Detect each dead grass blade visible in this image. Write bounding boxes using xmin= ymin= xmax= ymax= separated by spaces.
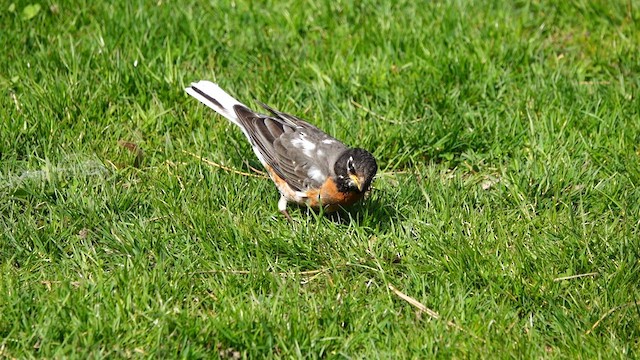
xmin=586 ymin=301 xmax=640 ymax=335
xmin=182 ymin=150 xmax=267 ymax=178
xmin=193 ymin=267 xmax=332 ymax=276
xmin=118 ymin=140 xmax=145 ymax=168
xmin=388 ymin=283 xmax=485 ymax=343
xmin=553 ymin=272 xmax=598 ymax=282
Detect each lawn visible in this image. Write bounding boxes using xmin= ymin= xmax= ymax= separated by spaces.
xmin=1 ymin=0 xmax=639 ymax=358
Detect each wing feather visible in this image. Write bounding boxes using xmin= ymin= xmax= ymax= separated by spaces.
xmin=233 ymin=104 xmax=346 ymax=191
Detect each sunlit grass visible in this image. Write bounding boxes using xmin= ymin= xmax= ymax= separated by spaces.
xmin=1 ymin=0 xmax=639 ymax=357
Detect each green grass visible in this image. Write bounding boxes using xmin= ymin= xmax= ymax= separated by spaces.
xmin=1 ymin=0 xmax=639 ymax=357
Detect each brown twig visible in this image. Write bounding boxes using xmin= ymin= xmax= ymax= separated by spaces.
xmin=182 ymin=150 xmax=267 ymax=178
xmin=388 ymin=283 xmax=485 ymax=342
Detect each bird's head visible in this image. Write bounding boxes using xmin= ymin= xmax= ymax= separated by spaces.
xmin=335 ymin=148 xmax=377 ymax=193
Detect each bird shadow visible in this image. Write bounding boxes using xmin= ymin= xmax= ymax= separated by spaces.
xmin=319 ymin=196 xmax=401 ymax=232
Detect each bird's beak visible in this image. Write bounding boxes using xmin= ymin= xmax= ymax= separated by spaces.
xmin=349 ymin=174 xmax=363 ymax=192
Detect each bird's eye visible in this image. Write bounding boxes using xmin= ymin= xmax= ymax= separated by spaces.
xmin=347 ymin=156 xmax=356 ymax=174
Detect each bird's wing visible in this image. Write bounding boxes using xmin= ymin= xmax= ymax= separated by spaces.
xmin=233 ymin=105 xmax=347 ymax=192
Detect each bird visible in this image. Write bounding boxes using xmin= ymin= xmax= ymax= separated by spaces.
xmin=185 ymin=80 xmax=377 ymax=221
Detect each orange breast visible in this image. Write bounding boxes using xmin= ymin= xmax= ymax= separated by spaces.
xmin=264 ymin=166 xmax=364 ymax=212
xmin=306 ymin=178 xmax=364 ymax=212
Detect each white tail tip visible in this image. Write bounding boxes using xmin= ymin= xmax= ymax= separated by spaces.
xmin=185 ymin=80 xmax=246 ymax=125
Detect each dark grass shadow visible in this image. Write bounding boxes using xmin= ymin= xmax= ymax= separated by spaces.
xmin=321 ymin=196 xmax=401 ymax=232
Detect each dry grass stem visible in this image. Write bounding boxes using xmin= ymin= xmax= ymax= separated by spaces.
xmin=194 ymin=267 xmax=333 ymax=276
xmin=585 ymin=301 xmax=640 ymax=335
xmin=388 ymin=284 xmax=485 ymax=342
xmin=553 ymin=272 xmax=598 ymax=282
xmin=182 ymin=150 xmax=267 ymax=178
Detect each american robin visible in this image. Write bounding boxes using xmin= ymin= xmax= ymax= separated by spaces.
xmin=185 ymin=80 xmax=377 ymax=221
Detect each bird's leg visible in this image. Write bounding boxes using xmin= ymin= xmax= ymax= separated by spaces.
xmin=278 ymin=195 xmax=293 ymax=223
xmin=281 ymin=209 xmax=293 ymax=223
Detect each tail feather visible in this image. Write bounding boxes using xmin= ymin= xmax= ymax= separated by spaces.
xmin=185 ymin=80 xmax=246 ymax=127
xmin=185 ymin=80 xmax=270 ymax=167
